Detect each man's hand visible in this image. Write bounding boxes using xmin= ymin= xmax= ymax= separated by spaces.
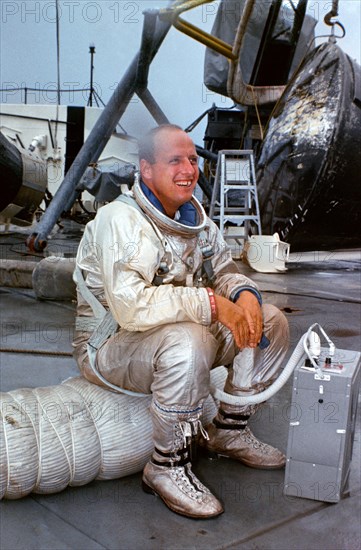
xmin=214 ymin=291 xmax=263 ymax=349
xmin=235 ymin=291 xmax=263 ymax=348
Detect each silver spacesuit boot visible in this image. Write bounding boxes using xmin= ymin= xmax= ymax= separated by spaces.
xmin=200 ymin=345 xmax=286 ymax=469
xmin=142 ymin=400 xmax=223 ymax=518
xmin=200 ymin=386 xmax=285 ymax=469
xmin=201 ymin=405 xmax=286 ymax=470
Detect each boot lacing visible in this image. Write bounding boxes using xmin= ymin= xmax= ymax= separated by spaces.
xmin=178 ymin=419 xmax=209 ymax=448
xmin=168 ymin=464 xmax=209 ymax=501
xmin=241 ymin=426 xmax=273 ymax=455
xmin=167 ymin=420 xmax=211 ymax=501
xmin=197 ymin=421 xmax=210 ymax=441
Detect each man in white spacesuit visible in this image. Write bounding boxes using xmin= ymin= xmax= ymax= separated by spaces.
xmin=73 ymin=124 xmax=289 ymax=518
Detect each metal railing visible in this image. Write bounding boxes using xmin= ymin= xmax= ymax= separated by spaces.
xmin=0 ymin=86 xmax=104 ymax=107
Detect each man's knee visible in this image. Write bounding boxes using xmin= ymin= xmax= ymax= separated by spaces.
xmin=152 ymin=323 xmax=218 ymax=405
xmin=157 ymin=322 xmax=217 ymax=372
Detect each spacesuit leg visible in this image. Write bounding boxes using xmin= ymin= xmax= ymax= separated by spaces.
xmin=93 ymin=321 xmax=223 ymax=518
xmin=202 ymin=304 xmax=290 ymax=469
xmin=139 ymin=322 xmax=223 ymax=518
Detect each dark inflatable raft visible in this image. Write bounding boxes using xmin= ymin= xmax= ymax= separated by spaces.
xmin=256 ymin=41 xmax=361 ymax=251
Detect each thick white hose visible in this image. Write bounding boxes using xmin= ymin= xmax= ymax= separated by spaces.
xmin=210 ymin=333 xmax=307 ymax=405
xmin=0 ymin=368 xmax=227 ymax=500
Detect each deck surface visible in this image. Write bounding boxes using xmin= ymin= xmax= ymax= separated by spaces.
xmin=1 ymin=234 xmax=360 ymax=550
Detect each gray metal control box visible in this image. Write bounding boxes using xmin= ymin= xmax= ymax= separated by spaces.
xmin=284 ymin=347 xmax=361 ymax=502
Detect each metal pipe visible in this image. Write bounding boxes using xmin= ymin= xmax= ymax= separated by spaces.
xmin=173 ymin=18 xmax=236 ymax=59
xmin=27 ymin=13 xmax=173 ymax=252
xmin=195 ymin=145 xmax=218 ymax=163
xmin=88 ymin=44 xmax=96 ymax=107
xmin=136 ymin=10 xmax=159 ymax=91
xmin=137 ymin=89 xmax=170 ymax=125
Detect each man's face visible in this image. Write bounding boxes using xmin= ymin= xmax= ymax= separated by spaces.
xmin=140 ymin=129 xmax=199 ymax=217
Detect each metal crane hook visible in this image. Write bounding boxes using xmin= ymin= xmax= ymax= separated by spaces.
xmin=324 ymin=0 xmax=346 ymax=40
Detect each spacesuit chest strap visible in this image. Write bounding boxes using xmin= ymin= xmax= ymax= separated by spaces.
xmin=198 ymin=230 xmax=216 ymax=286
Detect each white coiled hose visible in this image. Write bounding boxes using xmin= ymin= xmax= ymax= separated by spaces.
xmin=0 ymin=368 xmax=226 ymax=500
xmin=211 ymin=327 xmax=330 ymax=405
xmin=210 ymin=335 xmax=305 ymax=405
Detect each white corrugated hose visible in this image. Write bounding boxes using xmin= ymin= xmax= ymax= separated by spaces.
xmin=0 ymin=368 xmax=227 ymax=500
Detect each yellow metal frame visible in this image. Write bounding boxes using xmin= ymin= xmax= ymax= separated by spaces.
xmin=159 ymin=0 xmax=282 ymax=107
xmin=159 ymin=0 xmax=237 ymax=60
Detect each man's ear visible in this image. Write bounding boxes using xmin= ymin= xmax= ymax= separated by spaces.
xmin=140 ymin=159 xmax=152 ymax=182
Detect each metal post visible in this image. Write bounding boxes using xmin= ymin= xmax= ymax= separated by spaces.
xmin=88 ymin=44 xmax=96 ymax=107
xmin=27 ymin=14 xmax=172 ymax=252
xmin=136 ymin=10 xmax=158 ymax=91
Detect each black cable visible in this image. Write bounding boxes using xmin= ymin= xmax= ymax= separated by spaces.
xmin=261 ymin=289 xmax=360 ymax=305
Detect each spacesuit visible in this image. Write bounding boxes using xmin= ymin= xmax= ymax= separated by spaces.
xmin=73 ymin=175 xmax=289 ymax=518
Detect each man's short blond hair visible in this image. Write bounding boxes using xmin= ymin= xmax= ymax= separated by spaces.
xmin=138 ymin=124 xmax=184 ymax=164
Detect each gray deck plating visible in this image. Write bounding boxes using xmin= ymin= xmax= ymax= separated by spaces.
xmin=1 ymin=249 xmax=360 ymax=550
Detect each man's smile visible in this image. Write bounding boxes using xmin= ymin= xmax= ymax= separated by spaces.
xmin=175 ymin=180 xmax=193 ymax=187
